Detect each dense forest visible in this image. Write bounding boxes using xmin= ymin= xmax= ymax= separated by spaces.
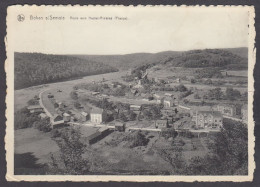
xmin=14 ymin=53 xmax=118 ymax=89
xmin=159 ymin=49 xmax=247 ymax=69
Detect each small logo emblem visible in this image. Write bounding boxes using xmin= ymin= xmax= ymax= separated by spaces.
xmin=17 ymin=14 xmax=25 ymax=22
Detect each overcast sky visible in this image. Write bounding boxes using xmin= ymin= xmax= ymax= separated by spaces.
xmin=9 ymin=6 xmax=250 ymax=54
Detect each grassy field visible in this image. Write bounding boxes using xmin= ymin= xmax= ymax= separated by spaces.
xmin=224 ymin=70 xmax=248 ymax=77
xmin=87 ymin=131 xmax=173 ymax=174
xmin=15 ymin=128 xmax=59 ymax=164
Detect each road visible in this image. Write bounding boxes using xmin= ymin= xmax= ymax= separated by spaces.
xmin=39 ymin=89 xmax=53 ymax=118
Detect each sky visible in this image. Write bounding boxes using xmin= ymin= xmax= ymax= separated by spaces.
xmin=9 ymin=6 xmax=251 ymax=55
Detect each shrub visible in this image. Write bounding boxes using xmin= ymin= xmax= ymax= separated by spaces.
xmin=161 ymin=128 xmax=177 ymax=139
xmin=14 ymin=107 xmax=39 ymax=130
xmin=74 ymin=101 xmax=81 ymax=109
xmin=126 ymin=131 xmax=149 ymax=148
xmin=51 ymin=129 xmax=61 ymax=138
xmin=54 ymin=103 xmax=59 ymax=108
xmin=27 ymin=98 xmax=39 ymax=105
xmin=70 ymin=91 xmax=78 ymax=100
xmin=176 ymin=84 xmax=187 ymax=92
xmin=33 ymin=118 xmax=52 ymax=132
xmin=194 ymin=93 xmax=200 ymax=99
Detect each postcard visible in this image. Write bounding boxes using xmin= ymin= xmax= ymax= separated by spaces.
xmin=5 ymin=5 xmax=255 ymax=182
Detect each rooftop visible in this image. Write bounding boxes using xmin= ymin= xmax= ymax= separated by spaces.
xmin=91 ymin=107 xmax=103 ymax=114
xmin=51 ymin=120 xmax=64 ymax=125
xmin=98 ymin=126 xmax=109 ymax=133
xmin=39 ymin=113 xmax=47 ymax=118
xmin=198 ymin=111 xmax=223 ymax=118
xmin=87 ymin=131 xmax=102 ymax=140
xmin=81 ymin=112 xmax=88 ymax=116
xmin=190 ymin=105 xmax=212 ymax=112
xmin=27 ymin=105 xmax=42 ymax=110
xmin=217 ymin=103 xmax=236 ymax=108
xmin=164 ymin=97 xmax=173 ymax=102
xmin=63 ymin=113 xmax=70 ymax=117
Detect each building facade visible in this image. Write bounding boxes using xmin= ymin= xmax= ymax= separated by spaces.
xmin=155 ymin=119 xmax=169 ymax=128
xmin=193 ymin=111 xmax=223 ymax=129
xmin=214 ymin=104 xmax=236 ymax=117
xmin=63 ymin=113 xmax=71 ymax=122
xmin=163 ymin=97 xmax=174 ymax=108
xmin=90 ymin=108 xmax=105 ymax=124
xmin=27 ymin=105 xmax=44 ymax=113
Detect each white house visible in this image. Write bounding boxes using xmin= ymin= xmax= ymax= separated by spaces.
xmin=90 ymin=108 xmax=105 ymax=124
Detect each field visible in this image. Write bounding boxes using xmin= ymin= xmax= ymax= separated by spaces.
xmin=224 ymin=70 xmax=248 ymax=77
xmin=87 ymin=131 xmax=173 ymax=174
xmin=15 ymin=128 xmax=59 ymax=165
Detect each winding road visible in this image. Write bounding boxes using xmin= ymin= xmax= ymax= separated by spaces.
xmin=39 ymin=89 xmax=53 ymax=118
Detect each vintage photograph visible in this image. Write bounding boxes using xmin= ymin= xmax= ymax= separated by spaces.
xmin=5 ymin=5 xmax=255 ymax=181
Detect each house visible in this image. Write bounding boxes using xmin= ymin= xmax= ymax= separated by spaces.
xmin=91 ymin=92 xmax=100 ymax=96
xmin=173 ymin=78 xmax=180 ymax=83
xmin=214 ymin=104 xmax=236 ymax=117
xmin=153 ymin=93 xmax=164 ymax=104
xmin=58 ymin=102 xmax=64 ymax=108
xmin=241 ymin=104 xmax=248 ymax=121
xmin=81 ymin=111 xmax=89 ymax=121
xmin=155 ymin=119 xmax=169 ymax=128
xmin=130 ymin=89 xmax=138 ymax=96
xmin=133 ymin=80 xmax=144 ymax=89
xmin=190 ymin=106 xmax=212 ymax=117
xmin=39 ymin=113 xmax=48 ymax=119
xmin=165 ymin=93 xmax=173 ymax=97
xmin=51 ymin=114 xmax=65 ymax=128
xmin=114 ymin=122 xmax=125 ymax=132
xmin=68 ymin=110 xmax=81 ymax=121
xmin=193 ymin=111 xmax=223 ymax=129
xmin=27 ymin=105 xmax=44 ymax=113
xmin=161 ymin=108 xmax=175 ymax=117
xmin=63 ymin=112 xmax=71 ymax=122
xmin=163 ymin=97 xmax=174 ymax=108
xmin=90 ymin=108 xmax=105 ymax=124
xmin=130 ymin=105 xmax=141 ymax=111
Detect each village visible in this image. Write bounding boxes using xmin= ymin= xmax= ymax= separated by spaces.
xmin=25 ymin=68 xmax=248 ymax=145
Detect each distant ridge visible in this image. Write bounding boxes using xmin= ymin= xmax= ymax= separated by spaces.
xmin=73 ymin=47 xmax=247 ymax=70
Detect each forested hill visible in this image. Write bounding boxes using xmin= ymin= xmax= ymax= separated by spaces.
xmin=157 ymin=49 xmax=247 ymax=69
xmin=14 ymin=53 xmax=118 ymax=90
xmin=73 ymin=51 xmax=182 ymax=70
xmin=74 ymin=48 xmax=247 ymax=70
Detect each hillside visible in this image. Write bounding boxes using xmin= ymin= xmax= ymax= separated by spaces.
xmin=73 ymin=51 xmax=182 ymax=70
xmin=153 ymin=49 xmax=248 ymax=69
xmin=74 ymin=48 xmax=247 ymax=70
xmin=14 ymin=53 xmax=118 ymax=90
xmin=224 ymin=47 xmax=248 ymax=59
